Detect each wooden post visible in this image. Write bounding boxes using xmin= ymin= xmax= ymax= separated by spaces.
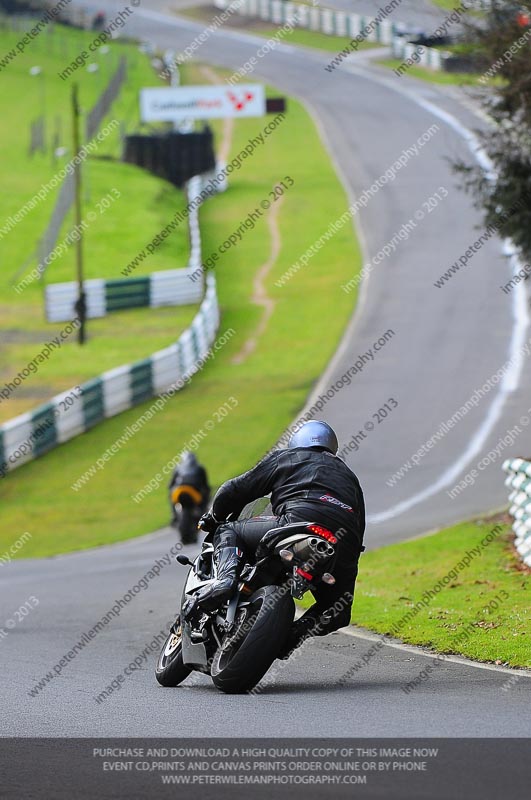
xmin=72 ymin=84 xmax=86 ymax=345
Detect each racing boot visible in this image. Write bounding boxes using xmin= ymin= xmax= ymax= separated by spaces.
xmin=277 ymin=610 xmax=334 ymax=660
xmin=194 ymin=530 xmax=243 ymax=612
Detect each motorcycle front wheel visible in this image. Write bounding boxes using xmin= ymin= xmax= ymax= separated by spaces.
xmin=211 ymin=585 xmax=294 ymax=694
xmin=155 ymin=617 xmax=192 ymax=687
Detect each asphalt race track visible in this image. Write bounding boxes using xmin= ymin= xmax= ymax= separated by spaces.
xmin=4 ymin=0 xmax=531 ymax=737
xmin=3 ymin=530 xmax=531 ymax=736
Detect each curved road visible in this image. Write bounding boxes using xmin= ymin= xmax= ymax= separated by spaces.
xmin=3 ymin=0 xmax=531 ymax=738
xmin=3 ymin=531 xmax=531 ymax=736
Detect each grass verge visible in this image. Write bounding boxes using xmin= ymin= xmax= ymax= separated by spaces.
xmin=377 ymin=58 xmax=482 ymax=85
xmin=431 ymin=0 xmax=483 ymax=14
xmin=0 ymin=24 xmax=194 ymax=423
xmin=304 ymin=515 xmax=530 ymax=668
xmin=0 ymin=61 xmax=362 ymax=558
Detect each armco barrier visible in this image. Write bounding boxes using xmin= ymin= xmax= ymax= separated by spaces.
xmin=0 ymin=169 xmax=221 ymax=479
xmin=214 ymin=0 xmax=398 ymax=44
xmin=391 ymin=36 xmax=446 ymax=71
xmin=502 ymin=458 xmax=531 ymax=567
xmin=45 ymin=268 xmax=202 ymax=322
xmin=0 ymin=275 xmax=219 ymax=479
xmin=391 ymin=36 xmax=486 ymax=75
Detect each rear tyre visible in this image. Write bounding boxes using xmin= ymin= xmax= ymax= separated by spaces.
xmin=211 ymin=586 xmax=294 ymax=694
xmin=155 ymin=618 xmax=192 ymax=687
xmin=180 ymin=508 xmax=197 ymax=545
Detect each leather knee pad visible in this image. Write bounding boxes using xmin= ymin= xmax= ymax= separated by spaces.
xmin=214 ymin=527 xmax=238 ymax=549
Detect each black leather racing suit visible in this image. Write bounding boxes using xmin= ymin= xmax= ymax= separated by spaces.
xmin=211 ymin=447 xmax=365 ymax=637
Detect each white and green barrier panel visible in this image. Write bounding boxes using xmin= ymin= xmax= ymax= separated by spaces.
xmin=44 ymin=270 xmax=204 ymax=322
xmin=44 ymin=173 xmax=208 ymax=322
xmin=503 ymin=458 xmax=531 ymax=567
xmin=391 ymin=36 xmax=446 ymax=71
xmin=0 ymin=275 xmax=219 ymax=479
xmin=214 ymin=0 xmax=399 ymax=43
xmin=0 ymin=168 xmax=221 ymax=479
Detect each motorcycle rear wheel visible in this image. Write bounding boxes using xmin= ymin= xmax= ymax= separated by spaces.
xmin=179 ymin=507 xmax=198 ymax=545
xmin=211 ymin=585 xmax=294 ymax=694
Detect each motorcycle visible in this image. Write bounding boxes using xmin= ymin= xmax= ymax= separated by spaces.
xmin=155 ymin=509 xmax=338 ymax=693
xmin=169 ymin=484 xmax=206 ymax=545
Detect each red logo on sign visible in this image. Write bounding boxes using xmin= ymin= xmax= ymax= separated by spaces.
xmin=226 ymin=90 xmax=255 ymax=112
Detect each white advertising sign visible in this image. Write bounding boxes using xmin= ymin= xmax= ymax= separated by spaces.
xmin=140 ymin=85 xmax=266 ymax=121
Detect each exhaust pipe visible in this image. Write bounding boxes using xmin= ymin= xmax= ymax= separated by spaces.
xmin=291 ymin=537 xmax=335 ymax=560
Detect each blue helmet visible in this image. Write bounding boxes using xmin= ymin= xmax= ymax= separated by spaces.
xmin=288 ymin=421 xmax=339 ymax=455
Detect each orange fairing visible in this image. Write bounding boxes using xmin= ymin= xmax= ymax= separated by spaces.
xmin=171 ymin=484 xmax=203 ymax=505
